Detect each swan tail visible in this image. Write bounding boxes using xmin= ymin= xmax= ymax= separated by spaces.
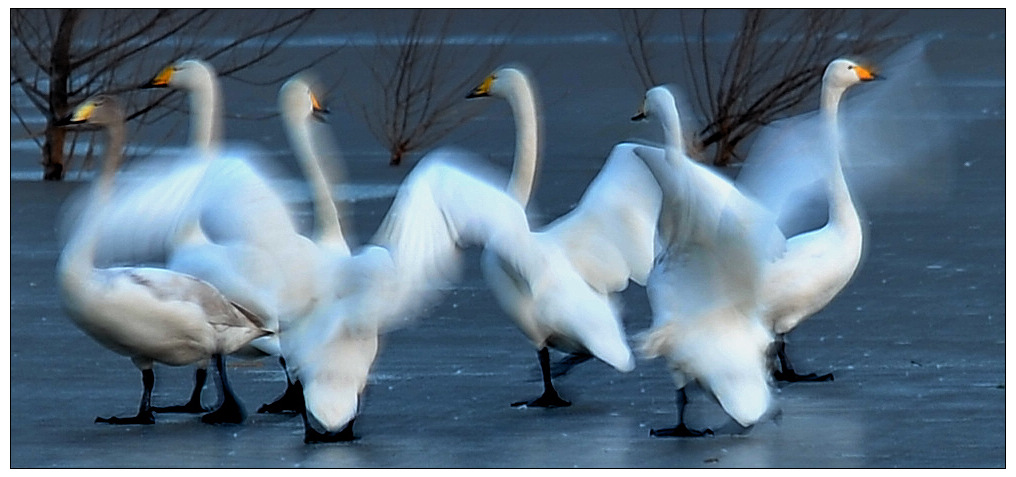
xmin=639 ymin=321 xmax=679 ymax=360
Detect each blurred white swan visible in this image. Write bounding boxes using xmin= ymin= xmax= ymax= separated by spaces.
xmin=737 ymin=58 xmax=881 ymax=382
xmin=634 ymin=86 xmax=784 ymax=437
xmin=285 ymin=149 xmax=625 ymax=442
xmin=251 ymin=75 xmax=357 ymax=415
xmin=467 ymin=67 xmax=647 ymax=407
xmin=56 ymin=94 xmax=272 ymax=426
xmin=84 ymin=62 xmax=323 ymax=412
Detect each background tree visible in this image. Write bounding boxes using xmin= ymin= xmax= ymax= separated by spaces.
xmin=11 ymin=8 xmax=322 ymax=180
xmin=354 ymin=9 xmax=511 ymax=166
xmin=618 ymin=8 xmax=905 ymax=166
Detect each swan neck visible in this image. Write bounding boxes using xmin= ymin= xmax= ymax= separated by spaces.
xmin=820 ymin=84 xmax=845 ymax=126
xmin=61 ymin=123 xmax=124 ymax=278
xmin=191 ymin=73 xmax=222 ymax=155
xmin=505 ymin=79 xmax=540 ymax=207
xmin=820 ymin=83 xmax=857 ymax=232
xmin=287 ymin=113 xmax=344 ymax=244
xmin=657 ymin=97 xmax=685 ymax=163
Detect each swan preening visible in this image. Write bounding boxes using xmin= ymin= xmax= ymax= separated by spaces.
xmin=52 ymin=47 xmax=909 ymax=442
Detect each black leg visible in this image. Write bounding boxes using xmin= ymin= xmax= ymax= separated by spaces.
xmin=512 ymin=347 xmax=571 ymax=408
xmin=153 ymin=367 xmax=211 ymax=413
xmin=258 ymin=357 xmax=304 ymax=414
xmin=550 ymin=352 xmax=594 ymax=378
xmin=773 ymin=334 xmax=834 ymax=383
xmin=96 ymin=368 xmax=156 ymax=425
xmin=650 ymin=388 xmax=713 ymax=438
xmin=201 ymin=354 xmax=246 ymax=425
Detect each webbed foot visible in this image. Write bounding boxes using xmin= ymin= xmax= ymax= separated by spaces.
xmin=650 ymin=423 xmax=713 ymax=438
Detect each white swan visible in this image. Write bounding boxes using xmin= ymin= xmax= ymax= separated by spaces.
xmin=283 ymin=149 xmax=624 ymax=442
xmin=142 ymin=58 xmax=222 ymax=156
xmin=633 ymin=85 xmax=785 ymax=437
xmin=251 ymin=75 xmax=357 ymax=415
xmin=738 ymin=58 xmax=880 ymax=382
xmin=56 ymin=94 xmax=272 ymax=425
xmin=87 ymin=60 xmax=321 ymax=413
xmin=466 ymin=67 xmax=648 ymax=406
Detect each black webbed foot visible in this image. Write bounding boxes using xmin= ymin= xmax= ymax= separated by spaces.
xmin=650 ymin=423 xmax=714 ymax=438
xmin=511 ymin=390 xmax=571 ymax=408
xmin=152 ymin=399 xmax=211 ymax=414
xmin=200 ymin=400 xmax=245 ymax=425
xmin=774 ymin=369 xmax=834 ymax=383
xmin=258 ymin=381 xmax=304 ymax=415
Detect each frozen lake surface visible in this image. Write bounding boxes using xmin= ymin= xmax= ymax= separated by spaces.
xmin=9 ymin=8 xmax=1004 ymax=468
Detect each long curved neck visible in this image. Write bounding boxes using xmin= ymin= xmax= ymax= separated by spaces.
xmin=819 ymin=83 xmax=859 ymax=232
xmin=504 ymin=77 xmax=540 ymax=207
xmin=60 ymin=122 xmax=125 ymax=276
xmin=189 ymin=71 xmax=222 ymax=156
xmin=655 ymin=95 xmax=686 ymax=166
xmin=286 ymin=113 xmax=346 ymax=246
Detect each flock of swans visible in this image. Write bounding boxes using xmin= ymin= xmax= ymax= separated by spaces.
xmin=56 ymin=49 xmax=892 ymax=443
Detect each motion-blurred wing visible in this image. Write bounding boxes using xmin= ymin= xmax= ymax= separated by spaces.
xmin=544 ymin=142 xmax=663 ymax=290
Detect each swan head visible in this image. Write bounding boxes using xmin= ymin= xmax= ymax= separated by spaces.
xmin=466 ymin=66 xmax=531 ymax=99
xmin=57 ymin=94 xmax=125 ymax=128
xmin=280 ymin=75 xmax=330 ymax=123
xmin=824 ymin=58 xmax=882 ymax=91
xmin=141 ymin=59 xmax=216 ymax=91
xmin=632 ymin=85 xmax=681 ymax=124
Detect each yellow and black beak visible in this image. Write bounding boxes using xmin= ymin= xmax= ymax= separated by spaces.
xmin=311 ymin=92 xmax=330 ymax=123
xmin=55 ymin=100 xmax=96 ymax=127
xmin=853 ymin=64 xmax=884 ymax=82
xmin=466 ymin=74 xmax=495 ymax=99
xmin=141 ymin=64 xmax=175 ymax=89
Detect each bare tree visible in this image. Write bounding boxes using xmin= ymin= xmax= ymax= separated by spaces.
xmin=11 ymin=9 xmax=322 ymax=180
xmin=355 ymin=10 xmax=510 ymax=166
xmin=618 ymin=8 xmax=905 ymax=166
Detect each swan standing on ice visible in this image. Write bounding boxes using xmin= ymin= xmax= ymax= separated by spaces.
xmin=253 ymin=75 xmax=355 ymax=415
xmin=81 ymin=59 xmax=316 ymax=414
xmin=467 ymin=67 xmax=648 ymax=407
xmin=285 ymin=148 xmax=625 ymax=442
xmin=56 ymin=94 xmax=272 ymax=425
xmin=136 ymin=60 xmax=329 ymax=413
xmin=633 ymin=86 xmax=785 ymax=437
xmin=738 ymin=58 xmax=880 ymax=382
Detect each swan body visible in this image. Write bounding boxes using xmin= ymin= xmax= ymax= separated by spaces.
xmin=285 ymin=150 xmax=624 ymax=440
xmin=634 ymin=86 xmax=784 ymax=434
xmin=56 ymin=94 xmax=271 ymax=425
xmin=468 ymin=67 xmax=645 ymax=406
xmin=738 ymin=58 xmax=879 ymax=380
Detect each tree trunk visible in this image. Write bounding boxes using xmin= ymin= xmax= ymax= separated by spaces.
xmin=43 ymin=9 xmax=81 ymax=181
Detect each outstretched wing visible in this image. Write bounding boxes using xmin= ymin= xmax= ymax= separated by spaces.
xmin=543 ymin=142 xmax=663 ymax=291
